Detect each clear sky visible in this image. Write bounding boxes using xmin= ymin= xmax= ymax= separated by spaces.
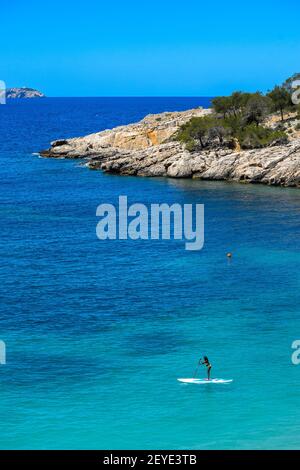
xmin=1 ymin=0 xmax=300 ymax=96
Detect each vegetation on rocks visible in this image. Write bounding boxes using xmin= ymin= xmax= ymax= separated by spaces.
xmin=40 ymin=73 xmax=300 ymax=187
xmin=176 ymin=80 xmax=300 ymax=151
xmin=266 ymin=86 xmax=292 ymax=121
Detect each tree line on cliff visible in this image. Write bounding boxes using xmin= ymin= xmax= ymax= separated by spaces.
xmin=176 ymin=80 xmax=300 ymax=151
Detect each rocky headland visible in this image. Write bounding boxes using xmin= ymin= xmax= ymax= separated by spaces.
xmin=40 ymin=107 xmax=300 ymax=187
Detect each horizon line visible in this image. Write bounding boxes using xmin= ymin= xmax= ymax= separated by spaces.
xmin=33 ymin=95 xmax=215 ymax=98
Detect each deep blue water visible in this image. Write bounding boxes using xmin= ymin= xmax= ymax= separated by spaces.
xmin=0 ymin=98 xmax=300 ymax=449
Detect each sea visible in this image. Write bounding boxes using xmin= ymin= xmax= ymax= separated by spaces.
xmin=0 ymin=97 xmax=300 ymax=449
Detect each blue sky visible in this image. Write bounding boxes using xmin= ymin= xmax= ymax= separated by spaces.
xmin=1 ymin=0 xmax=300 ymax=96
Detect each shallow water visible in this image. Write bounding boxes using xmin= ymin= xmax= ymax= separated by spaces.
xmin=0 ymin=98 xmax=300 ymax=449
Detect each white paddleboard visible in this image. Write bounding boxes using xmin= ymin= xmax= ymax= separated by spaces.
xmin=178 ymin=378 xmax=233 ymax=384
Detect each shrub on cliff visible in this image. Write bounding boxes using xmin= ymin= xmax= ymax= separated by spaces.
xmin=242 ymin=93 xmax=272 ymax=126
xmin=267 ymin=86 xmax=292 ymax=121
xmin=208 ymin=125 xmax=231 ymax=145
xmin=222 ymin=114 xmax=243 ymax=135
xmin=212 ymin=91 xmax=262 ymax=119
xmin=211 ymin=96 xmax=232 ymax=118
xmin=212 ymin=89 xmax=294 ymax=125
xmin=176 ymin=113 xmax=287 ymax=151
xmin=176 ymin=115 xmax=220 ymax=149
xmin=237 ymin=124 xmax=288 ymax=149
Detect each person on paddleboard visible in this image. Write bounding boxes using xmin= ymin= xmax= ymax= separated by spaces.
xmin=200 ymin=356 xmax=212 ymax=380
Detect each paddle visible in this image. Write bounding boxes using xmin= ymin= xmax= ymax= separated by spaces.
xmin=193 ymin=359 xmax=202 ymax=378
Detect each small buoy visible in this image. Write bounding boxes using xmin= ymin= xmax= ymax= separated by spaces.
xmin=227 ymin=252 xmax=232 ymax=258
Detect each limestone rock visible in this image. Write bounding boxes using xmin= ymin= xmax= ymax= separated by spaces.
xmin=39 ymin=107 xmax=300 ymax=188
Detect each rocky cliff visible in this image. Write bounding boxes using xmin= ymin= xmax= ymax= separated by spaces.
xmin=40 ymin=107 xmax=300 ymax=187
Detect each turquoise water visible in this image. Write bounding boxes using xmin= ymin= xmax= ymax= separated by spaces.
xmin=0 ymin=98 xmax=300 ymax=449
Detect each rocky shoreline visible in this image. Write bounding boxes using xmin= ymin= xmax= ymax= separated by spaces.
xmin=40 ymin=107 xmax=300 ymax=187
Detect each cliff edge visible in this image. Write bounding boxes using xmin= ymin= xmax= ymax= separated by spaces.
xmin=40 ymin=107 xmax=300 ymax=187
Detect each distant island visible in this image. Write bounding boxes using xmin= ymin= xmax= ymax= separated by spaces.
xmin=40 ymin=74 xmax=300 ymax=188
xmin=6 ymin=87 xmax=45 ymax=99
